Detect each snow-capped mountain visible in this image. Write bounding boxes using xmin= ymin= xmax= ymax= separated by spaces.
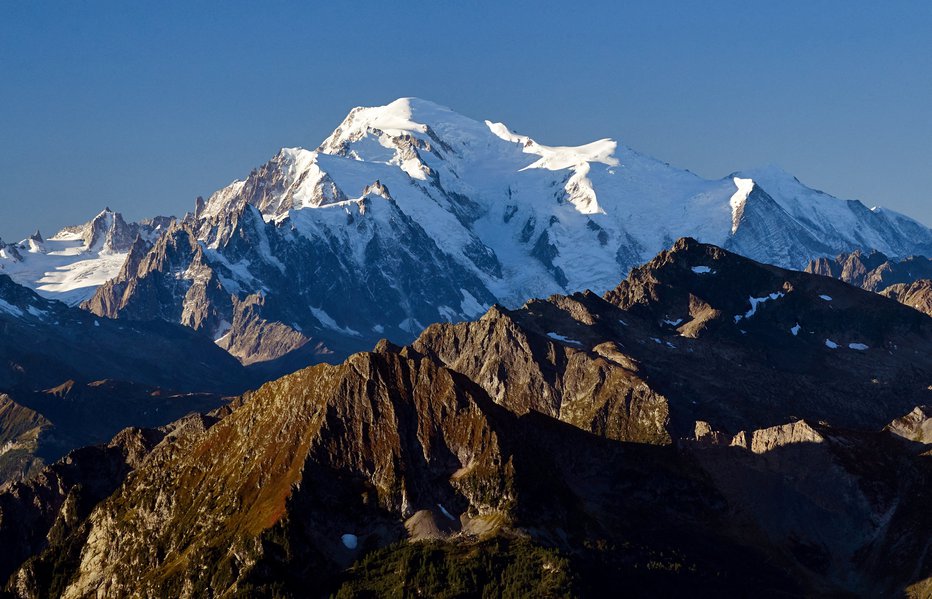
xmin=47 ymin=98 xmax=932 ymax=364
xmin=0 ymin=209 xmax=172 ymax=305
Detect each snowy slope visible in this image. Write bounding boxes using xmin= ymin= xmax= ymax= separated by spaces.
xmin=198 ymin=98 xmax=932 ymax=305
xmin=0 ymin=210 xmax=172 ymax=305
xmin=70 ymin=98 xmax=932 ymax=366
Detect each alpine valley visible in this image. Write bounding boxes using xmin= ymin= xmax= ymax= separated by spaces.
xmin=1 ymin=99 xmax=931 ymax=598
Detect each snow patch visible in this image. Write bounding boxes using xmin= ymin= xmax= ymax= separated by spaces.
xmin=437 ymin=504 xmax=456 ymax=521
xmin=663 ymin=318 xmax=683 ymax=327
xmin=848 ymin=342 xmax=869 ymax=351
xmin=459 ymin=289 xmax=486 ymax=317
xmin=26 ymin=306 xmax=47 ymax=318
xmin=310 ymin=307 xmax=361 ymax=337
xmin=790 ymin=323 xmax=801 ymax=336
xmin=399 ymin=317 xmax=425 ymax=335
xmin=547 ymin=332 xmax=582 ymax=346
xmin=691 ymin=266 xmax=713 ymax=274
xmin=734 ymin=292 xmax=784 ymax=322
xmin=825 ymin=339 xmax=839 ymax=349
xmin=0 ymin=299 xmax=23 ymax=317
xmin=819 ymin=295 xmax=833 ymax=301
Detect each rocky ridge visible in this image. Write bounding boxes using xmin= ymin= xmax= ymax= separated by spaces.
xmin=1 ymin=240 xmax=930 ymax=597
xmin=806 ymin=249 xmax=932 ymax=317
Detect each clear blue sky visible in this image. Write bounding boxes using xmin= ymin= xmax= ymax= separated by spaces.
xmin=1 ymin=1 xmax=930 ymax=241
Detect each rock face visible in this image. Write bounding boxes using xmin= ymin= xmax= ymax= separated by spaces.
xmin=2 ymin=239 xmax=931 ymax=597
xmin=0 ymin=381 xmax=226 ymax=488
xmin=0 ymin=275 xmax=254 ymax=487
xmin=806 ymin=249 xmax=932 ymax=316
xmin=0 ymin=395 xmax=50 ymax=483
xmin=416 ymin=238 xmax=932 ymax=438
xmin=881 ymin=279 xmax=932 ymax=318
xmin=72 ymin=98 xmax=932 ymax=370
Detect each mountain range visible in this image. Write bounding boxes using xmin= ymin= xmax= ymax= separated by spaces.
xmin=1 ymin=239 xmax=929 ymax=597
xmin=1 ymin=98 xmax=932 ymax=597
xmin=2 ymin=98 xmax=931 ymax=370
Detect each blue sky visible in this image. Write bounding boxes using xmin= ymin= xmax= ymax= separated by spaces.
xmin=1 ymin=1 xmax=930 ymax=240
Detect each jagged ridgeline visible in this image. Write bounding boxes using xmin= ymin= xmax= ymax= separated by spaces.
xmin=807 ymin=249 xmax=932 ymax=317
xmin=2 ymin=98 xmax=931 ymax=372
xmin=2 ymin=240 xmax=930 ymax=597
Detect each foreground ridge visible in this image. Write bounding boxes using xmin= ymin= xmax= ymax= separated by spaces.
xmin=1 ymin=239 xmax=930 ymax=597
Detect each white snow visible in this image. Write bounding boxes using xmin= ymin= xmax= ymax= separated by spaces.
xmin=341 ymin=534 xmax=358 ymax=550
xmin=547 ymin=332 xmax=582 ymax=346
xmin=848 ymin=343 xmax=869 ymax=351
xmin=25 ymin=306 xmax=46 ymax=318
xmin=618 ymin=318 xmax=628 ymax=326
xmin=691 ymin=266 xmax=713 ymax=274
xmin=729 ymin=177 xmax=756 ymax=234
xmin=825 ymin=339 xmax=839 ymax=349
xmin=0 ymin=299 xmax=23 ymax=317
xmin=735 ymin=292 xmax=784 ymax=322
xmin=309 ymin=307 xmax=361 ymax=337
xmin=459 ymin=289 xmax=486 ymax=317
xmin=0 ymin=231 xmax=128 ymax=305
xmin=790 ymin=323 xmax=801 ymax=336
xmin=213 ymin=320 xmax=232 ymax=342
xmin=663 ymin=318 xmax=683 ymax=326
xmin=819 ymin=295 xmax=833 ymax=301
xmin=399 ymin=317 xmax=425 ymax=335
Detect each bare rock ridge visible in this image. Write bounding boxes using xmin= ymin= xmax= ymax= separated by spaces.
xmin=807 ymin=249 xmax=932 ymax=316
xmin=1 ymin=239 xmax=930 ymax=597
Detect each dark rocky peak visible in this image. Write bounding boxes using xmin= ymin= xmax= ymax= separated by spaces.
xmin=806 ymin=249 xmax=932 ymax=293
xmin=139 ymin=221 xmax=204 ymax=274
xmin=414 ymin=238 xmax=931 ymax=442
xmin=28 ymin=230 xmax=43 ymax=244
xmin=604 ymin=237 xmax=929 ymax=346
xmin=0 ymin=275 xmax=62 ymax=319
xmin=102 ymin=211 xmax=138 ymax=253
xmin=115 ymin=234 xmax=152 ymax=282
